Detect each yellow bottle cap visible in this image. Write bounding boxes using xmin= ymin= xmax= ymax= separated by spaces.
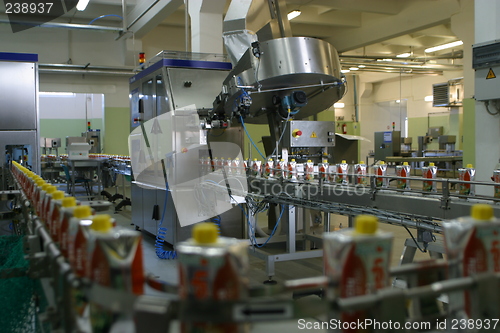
xmin=291 ymin=159 xmax=296 ymax=162
xmin=235 ymin=157 xmax=240 ymax=160
xmin=193 ymin=222 xmax=218 ymax=244
xmin=342 ymin=160 xmax=347 ymax=164
xmin=429 ymin=163 xmax=435 ymax=166
xmin=253 ymin=158 xmax=257 ymax=161
xmin=467 ymin=164 xmax=473 ymax=168
xmin=359 ymin=161 xmax=365 ymax=164
xmin=471 ymin=204 xmax=493 ymax=221
xmin=380 ymin=161 xmax=385 ymax=165
xmin=355 ymin=215 xmax=379 ymax=234
xmin=73 ymin=205 xmax=92 ymax=219
xmin=52 ymin=191 xmax=65 ymax=200
xmin=280 ymin=159 xmax=285 ymax=162
xmin=307 ymin=160 xmax=312 ymax=163
xmin=61 ymin=197 xmax=77 ymax=208
xmin=35 ymin=179 xmax=45 ymax=187
xmin=403 ymin=162 xmax=409 ymax=166
xmin=46 ymin=186 xmax=57 ymax=194
xmin=91 ymin=214 xmax=113 ymax=232
xmin=269 ymin=158 xmax=273 ymax=161
xmin=323 ymin=159 xmax=328 ymax=163
xmin=41 ymin=184 xmax=52 ymax=191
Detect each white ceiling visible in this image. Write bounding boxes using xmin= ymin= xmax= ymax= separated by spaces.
xmin=0 ymin=0 xmax=464 ymax=74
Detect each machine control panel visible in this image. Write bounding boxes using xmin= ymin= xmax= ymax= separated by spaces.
xmin=283 ymin=121 xmax=335 ymax=147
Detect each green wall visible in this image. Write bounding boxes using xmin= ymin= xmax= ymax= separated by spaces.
xmin=104 ymin=107 xmax=130 ymax=155
xmin=407 ymin=112 xmax=462 ymax=151
xmin=40 ymin=118 xmax=103 ymax=153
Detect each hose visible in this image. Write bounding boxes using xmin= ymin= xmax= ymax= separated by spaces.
xmin=154 ymin=184 xmax=177 ymax=260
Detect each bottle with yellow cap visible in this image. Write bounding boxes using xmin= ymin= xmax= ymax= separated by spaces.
xmin=443 ymin=204 xmax=500 ymax=317
xmin=177 ymin=222 xmax=249 ymax=333
xmin=323 ymin=215 xmax=393 ymax=326
xmin=88 ymin=216 xmax=144 ymax=333
xmin=335 ymin=160 xmax=349 ymax=185
xmin=287 ymin=159 xmax=297 ymax=181
xmin=374 ymin=161 xmax=388 ymax=188
xmin=251 ymin=158 xmax=261 ymax=177
xmin=396 ymin=162 xmax=411 ymax=190
xmin=232 ymin=157 xmax=242 ymax=176
xmin=458 ymin=163 xmax=476 ymax=196
xmin=41 ymin=185 xmax=58 ymax=223
xmin=67 ymin=205 xmax=94 ymax=270
xmin=47 ymin=190 xmax=65 ymax=238
xmin=304 ymin=159 xmax=314 ymax=181
xmin=31 ymin=178 xmax=46 ymax=208
xmin=422 ymin=162 xmax=437 ymax=192
xmin=36 ymin=183 xmax=53 ymax=217
xmin=318 ymin=159 xmax=329 ymax=183
xmin=353 ymin=161 xmax=367 ymax=185
xmin=58 ymin=197 xmax=79 ymax=257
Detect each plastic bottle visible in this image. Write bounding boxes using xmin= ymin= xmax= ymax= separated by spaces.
xmin=354 ymin=161 xmax=367 ymax=185
xmin=41 ymin=185 xmax=58 ymax=223
xmin=396 ymin=162 xmax=411 ymax=190
xmin=336 ymin=160 xmax=349 ymax=185
xmin=177 ymin=222 xmax=248 ymax=333
xmin=443 ymin=204 xmax=500 ymax=317
xmin=374 ymin=161 xmax=388 ymax=188
xmin=287 ymin=159 xmax=297 ymax=181
xmin=304 ymin=160 xmax=314 ymax=181
xmin=494 ymin=169 xmax=500 ymax=198
xmin=31 ymin=179 xmax=46 ymax=208
xmin=275 ymin=159 xmax=286 ymax=179
xmin=67 ymin=205 xmax=94 ymax=272
xmin=251 ymin=158 xmax=261 ymax=177
xmin=263 ymin=158 xmax=274 ymax=179
xmin=458 ymin=164 xmax=476 ymax=196
xmin=58 ymin=197 xmax=78 ymax=257
xmin=323 ymin=215 xmax=393 ymax=326
xmin=47 ymin=191 xmax=65 ymax=237
xmin=36 ymin=183 xmax=53 ymax=217
xmin=422 ymin=162 xmax=438 ymax=192
xmin=88 ymin=217 xmax=144 ymax=333
xmin=318 ymin=159 xmax=329 ymax=183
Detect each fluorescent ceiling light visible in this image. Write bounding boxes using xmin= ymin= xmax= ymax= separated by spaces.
xmin=340 ymin=69 xmax=350 ymax=73
xmin=40 ymin=92 xmax=75 ymax=97
xmin=424 ymin=95 xmax=433 ymax=102
xmin=425 ymin=40 xmax=463 ymax=53
xmin=396 ymin=100 xmax=401 ymax=103
xmin=377 ymin=58 xmax=393 ymax=62
xmin=76 ymin=0 xmax=90 ymax=11
xmin=349 ymin=67 xmax=359 ymax=71
xmin=396 ymin=53 xmax=411 ymax=58
xmin=287 ymin=10 xmax=301 ymax=20
xmin=358 ymin=65 xmax=366 ymax=68
xmin=334 ymin=102 xmax=345 ymax=108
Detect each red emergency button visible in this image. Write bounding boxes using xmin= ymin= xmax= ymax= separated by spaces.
xmin=292 ymin=129 xmax=302 ymax=138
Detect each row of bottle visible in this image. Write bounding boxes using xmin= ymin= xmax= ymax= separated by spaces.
xmin=200 ymin=157 xmax=370 ymax=184
xmin=177 ymin=203 xmax=500 ymax=330
xmin=11 ymin=161 xmax=143 ymax=333
xmin=200 ymin=157 xmax=498 ymax=196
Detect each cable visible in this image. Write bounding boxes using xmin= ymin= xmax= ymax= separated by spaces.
xmin=89 ymin=14 xmax=124 ymax=25
xmin=248 ymin=204 xmax=286 ymax=248
xmin=271 ymin=110 xmax=291 ymax=157
xmin=484 ymin=100 xmax=500 ymax=115
xmin=240 ymin=116 xmax=266 ymax=159
xmin=155 ymin=183 xmax=177 ymax=260
xmin=403 ymin=225 xmax=427 ymax=253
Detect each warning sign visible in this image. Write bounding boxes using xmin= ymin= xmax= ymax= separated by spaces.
xmin=487 ymin=68 xmax=496 ymax=79
xmin=310 ymin=132 xmax=317 ymax=138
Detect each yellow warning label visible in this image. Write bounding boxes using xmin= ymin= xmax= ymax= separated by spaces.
xmin=487 ymin=68 xmax=496 ymax=79
xmin=310 ymin=132 xmax=317 ymax=138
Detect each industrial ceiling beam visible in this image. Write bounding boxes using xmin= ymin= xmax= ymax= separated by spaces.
xmin=126 ymin=0 xmax=183 ymax=38
xmin=326 ymin=0 xmax=461 ymax=53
